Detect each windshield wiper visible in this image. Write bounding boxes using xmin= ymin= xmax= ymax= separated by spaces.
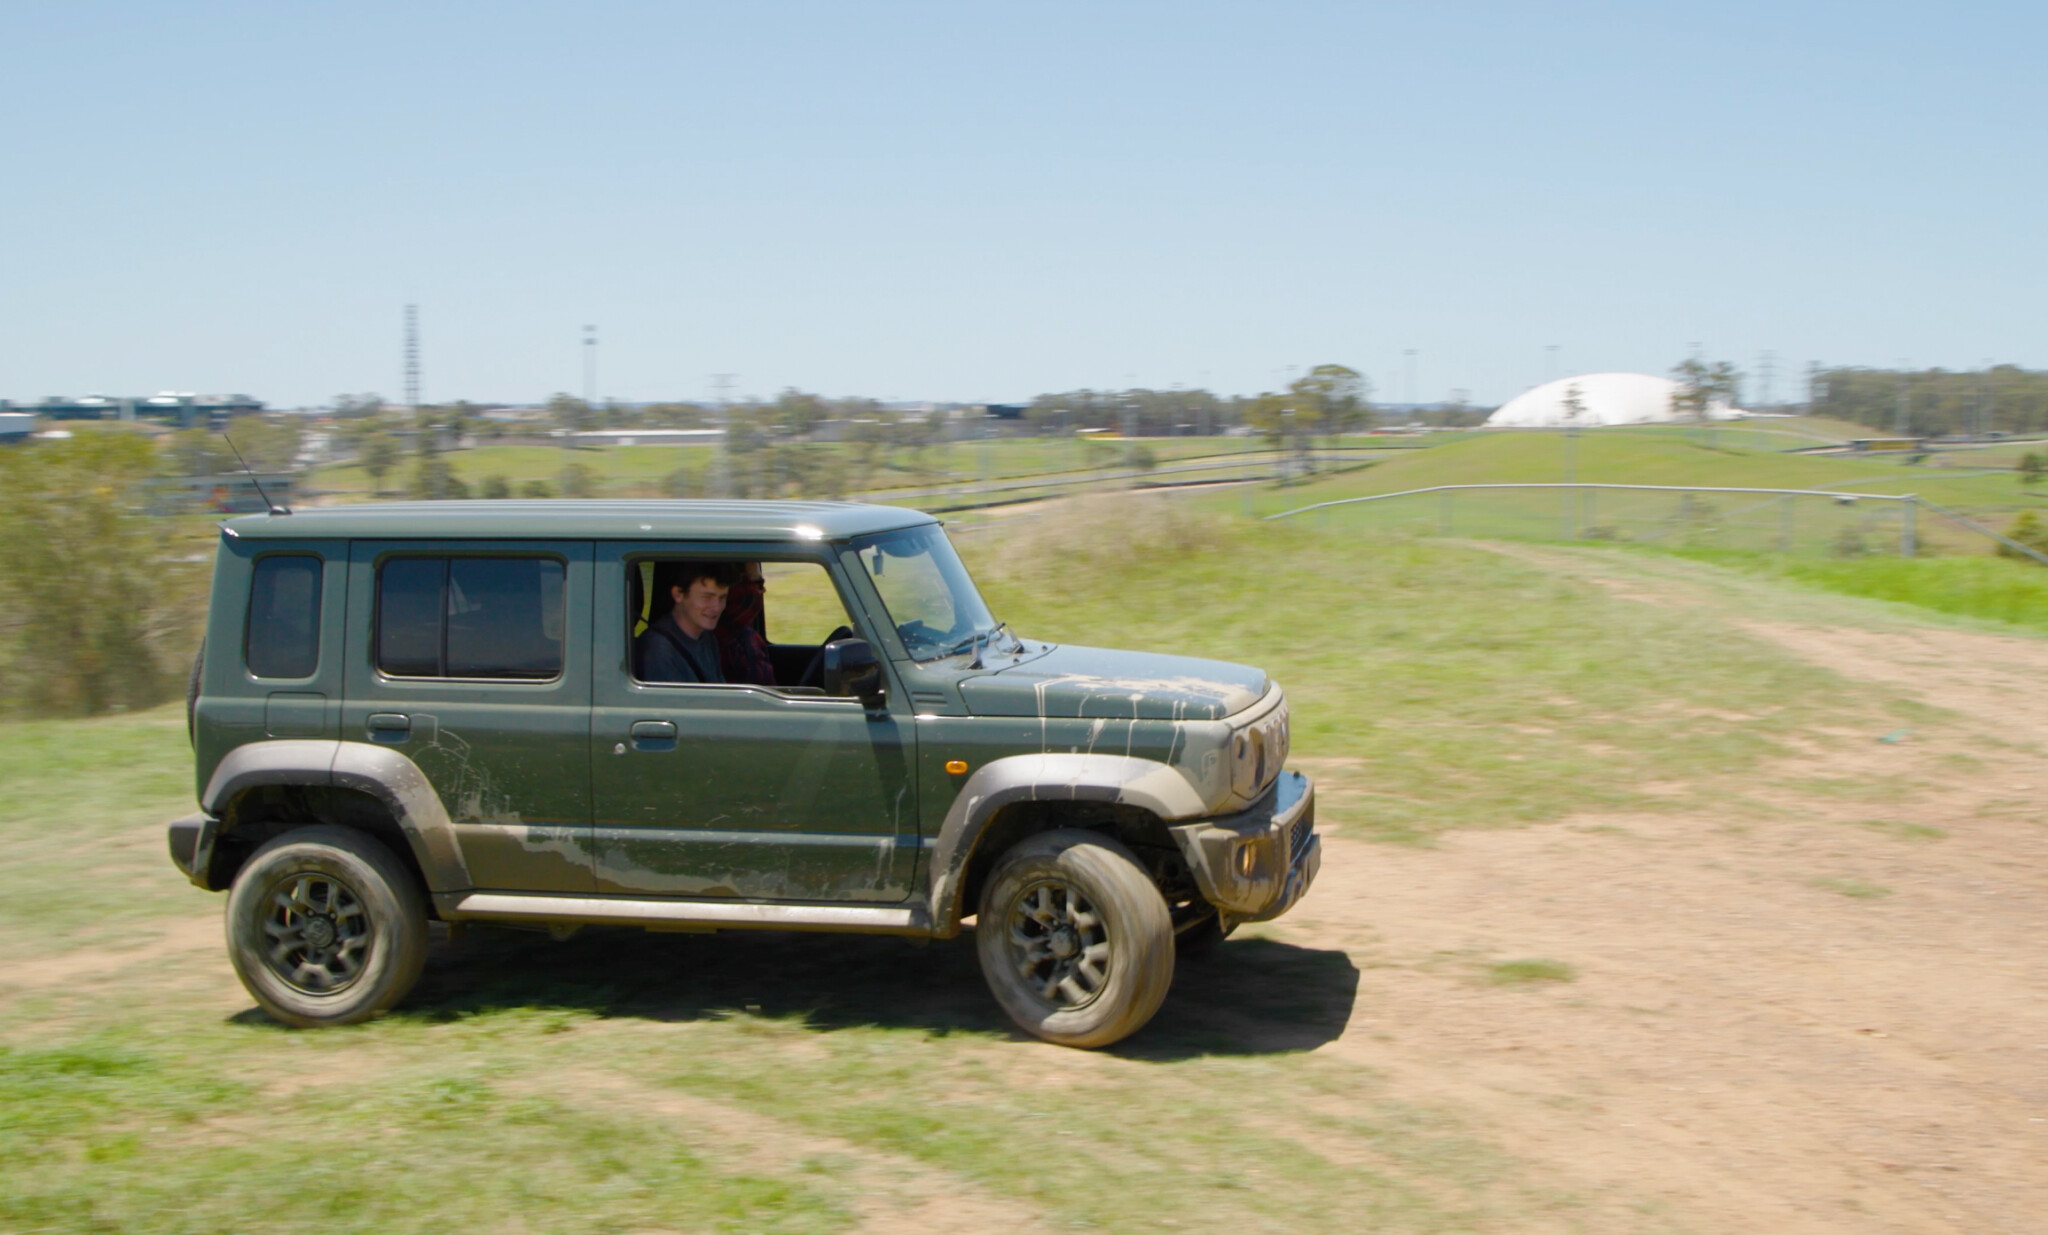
xmin=948 ymin=621 xmax=1014 ymax=668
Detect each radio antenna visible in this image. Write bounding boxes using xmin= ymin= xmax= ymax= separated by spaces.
xmin=220 ymin=430 xmax=289 ymax=516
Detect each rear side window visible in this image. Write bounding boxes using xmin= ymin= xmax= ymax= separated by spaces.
xmin=246 ymin=555 xmax=323 ymax=679
xmin=376 ymin=556 xmax=565 ymax=679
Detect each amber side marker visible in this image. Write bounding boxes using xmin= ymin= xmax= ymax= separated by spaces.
xmin=944 ymin=759 xmax=969 ymax=775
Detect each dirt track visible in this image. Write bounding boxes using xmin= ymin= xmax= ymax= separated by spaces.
xmin=1281 ymin=556 xmax=2048 ymax=1233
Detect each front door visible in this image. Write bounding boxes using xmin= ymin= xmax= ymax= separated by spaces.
xmin=341 ymin=541 xmax=594 ymax=892
xmin=588 ymin=547 xmax=919 ymax=902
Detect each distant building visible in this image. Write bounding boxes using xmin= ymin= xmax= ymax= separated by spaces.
xmin=0 ymin=392 xmax=264 ymax=429
xmin=1486 ymin=373 xmax=1743 ymax=428
xmin=0 ymin=413 xmax=36 ymax=444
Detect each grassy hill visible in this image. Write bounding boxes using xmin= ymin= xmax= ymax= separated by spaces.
xmin=1233 ymin=429 xmax=2048 ymax=524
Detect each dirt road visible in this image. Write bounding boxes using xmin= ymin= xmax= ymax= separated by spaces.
xmin=1279 ymin=551 xmax=2048 ymax=1233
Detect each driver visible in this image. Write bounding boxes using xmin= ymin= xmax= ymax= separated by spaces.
xmin=636 ymin=561 xmax=734 ymax=683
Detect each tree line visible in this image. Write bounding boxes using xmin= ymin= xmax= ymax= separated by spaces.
xmin=1811 ymin=366 xmax=2048 ymax=439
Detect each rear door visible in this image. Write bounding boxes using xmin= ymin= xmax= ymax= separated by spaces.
xmin=341 ymin=540 xmax=594 ymax=892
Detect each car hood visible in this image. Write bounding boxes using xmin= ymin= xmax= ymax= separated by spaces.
xmin=957 ymin=643 xmax=1268 ymax=721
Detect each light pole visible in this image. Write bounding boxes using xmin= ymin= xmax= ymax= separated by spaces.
xmin=583 ymin=325 xmax=597 ymax=416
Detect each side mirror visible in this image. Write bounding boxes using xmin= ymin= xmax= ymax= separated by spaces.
xmin=822 ymin=638 xmax=885 ymax=708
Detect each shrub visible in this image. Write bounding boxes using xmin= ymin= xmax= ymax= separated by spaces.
xmin=0 ymin=433 xmax=206 ymax=714
xmin=1998 ymin=509 xmax=2048 ymax=559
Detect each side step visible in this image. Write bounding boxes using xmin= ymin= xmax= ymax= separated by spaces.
xmin=437 ymin=892 xmax=933 ymax=937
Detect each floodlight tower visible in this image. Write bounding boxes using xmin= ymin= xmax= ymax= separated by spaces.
xmin=583 ymin=325 xmax=597 ymax=412
xmin=404 ymin=304 xmax=421 ymax=422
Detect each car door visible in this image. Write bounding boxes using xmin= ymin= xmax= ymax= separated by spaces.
xmin=588 ymin=544 xmax=919 ymax=902
xmin=342 ymin=540 xmax=594 ymax=892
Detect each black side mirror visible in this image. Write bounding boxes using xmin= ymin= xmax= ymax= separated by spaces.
xmin=822 ymin=638 xmax=885 ymax=708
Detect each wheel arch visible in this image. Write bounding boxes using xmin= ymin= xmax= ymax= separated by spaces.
xmin=197 ymin=740 xmax=470 ymax=897
xmin=926 ymin=753 xmax=1203 ymax=937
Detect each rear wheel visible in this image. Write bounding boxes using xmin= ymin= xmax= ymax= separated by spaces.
xmin=976 ymin=829 xmax=1174 ymax=1049
xmin=225 ymin=826 xmax=427 ymax=1028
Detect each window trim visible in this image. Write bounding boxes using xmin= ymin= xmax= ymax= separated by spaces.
xmin=625 ymin=552 xmax=864 ymax=696
xmin=372 ymin=552 xmax=569 ymax=684
xmin=244 ymin=552 xmax=325 ymax=681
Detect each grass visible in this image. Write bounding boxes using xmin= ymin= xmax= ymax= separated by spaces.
xmin=1665 ymin=549 xmax=2048 ymax=636
xmin=0 ymin=492 xmax=1971 ymax=1231
xmin=1813 ymin=877 xmax=1893 ymax=900
xmin=303 ymin=435 xmax=1293 ymax=502
xmin=1484 ymin=959 xmax=1577 ymax=987
xmin=1230 ymin=430 xmax=2048 ymax=525
xmin=970 ymin=496 xmax=1875 ymax=840
xmin=1849 ymin=819 xmax=1947 ymax=841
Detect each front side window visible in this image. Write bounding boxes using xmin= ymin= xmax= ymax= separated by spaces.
xmin=246 ymin=555 xmax=322 ymax=678
xmin=853 ymin=525 xmax=998 ymax=662
xmin=376 ymin=556 xmax=564 ymax=679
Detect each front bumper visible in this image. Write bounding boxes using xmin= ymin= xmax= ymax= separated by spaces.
xmin=1167 ymin=770 xmax=1319 ymax=923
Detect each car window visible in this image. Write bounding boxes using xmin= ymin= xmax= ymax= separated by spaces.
xmin=376 ymin=556 xmax=564 ymax=679
xmin=246 ymin=554 xmax=322 ymax=679
xmin=852 ymin=525 xmax=997 ymax=661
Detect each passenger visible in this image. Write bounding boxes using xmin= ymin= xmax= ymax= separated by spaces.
xmin=716 ymin=561 xmax=777 ymax=686
xmin=636 ymin=561 xmax=735 ymax=683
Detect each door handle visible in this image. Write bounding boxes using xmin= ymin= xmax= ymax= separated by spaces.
xmin=629 ymin=720 xmax=677 ymax=752
xmin=367 ymin=713 xmax=411 ymax=742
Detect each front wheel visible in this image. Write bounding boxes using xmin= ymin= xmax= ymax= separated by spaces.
xmin=976 ymin=830 xmax=1174 ymax=1049
xmin=225 ymin=826 xmax=427 ymax=1028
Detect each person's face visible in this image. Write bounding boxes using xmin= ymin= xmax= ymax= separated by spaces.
xmin=671 ymin=578 xmax=728 ymax=638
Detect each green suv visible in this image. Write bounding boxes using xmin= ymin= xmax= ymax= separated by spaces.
xmin=170 ymin=500 xmax=1318 ymax=1048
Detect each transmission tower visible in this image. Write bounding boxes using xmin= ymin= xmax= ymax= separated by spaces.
xmin=1757 ymin=350 xmax=1776 ymax=410
xmin=404 ymin=303 xmax=421 ymax=420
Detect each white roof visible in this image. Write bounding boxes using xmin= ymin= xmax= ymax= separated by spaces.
xmin=1487 ymin=372 xmax=1742 ymax=427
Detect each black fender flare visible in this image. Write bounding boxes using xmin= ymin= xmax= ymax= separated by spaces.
xmin=199 ymin=739 xmax=472 ymax=893
xmin=925 ymin=753 xmax=1207 ymax=937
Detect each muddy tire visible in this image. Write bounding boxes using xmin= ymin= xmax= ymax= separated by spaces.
xmin=976 ymin=829 xmax=1174 ymax=1049
xmin=225 ymin=826 xmax=427 ymax=1028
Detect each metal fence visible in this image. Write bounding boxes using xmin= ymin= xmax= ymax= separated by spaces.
xmin=1264 ymin=483 xmax=2048 ymax=565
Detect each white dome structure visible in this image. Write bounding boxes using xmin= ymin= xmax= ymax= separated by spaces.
xmin=1487 ymin=372 xmax=1742 ymax=428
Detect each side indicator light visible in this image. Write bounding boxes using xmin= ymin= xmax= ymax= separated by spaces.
xmin=945 ymin=759 xmax=969 ymax=775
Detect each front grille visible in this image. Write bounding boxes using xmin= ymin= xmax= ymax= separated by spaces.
xmin=1288 ymin=810 xmax=1314 ymax=862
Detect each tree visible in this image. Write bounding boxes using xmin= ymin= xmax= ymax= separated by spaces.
xmin=2018 ymin=451 xmax=2045 ymax=489
xmin=0 ymin=432 xmax=202 ymax=714
xmin=1290 ymin=364 xmax=1372 ymax=437
xmin=1670 ymin=357 xmax=1740 ymax=422
xmin=545 ymin=392 xmax=598 ymax=434
xmin=359 ymin=431 xmax=399 ymax=495
xmin=1560 ymin=382 xmax=1587 ymax=427
xmin=557 ymin=461 xmax=599 ymax=498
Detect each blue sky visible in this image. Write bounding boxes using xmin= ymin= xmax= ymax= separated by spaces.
xmin=3 ymin=1 xmax=2041 ymax=408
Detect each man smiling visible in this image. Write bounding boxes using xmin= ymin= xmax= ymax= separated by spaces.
xmin=636 ymin=561 xmax=734 ymax=684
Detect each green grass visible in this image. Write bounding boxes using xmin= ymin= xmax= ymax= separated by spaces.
xmin=1230 ymin=430 xmax=2048 ymax=525
xmin=1484 ymin=959 xmax=1577 ymax=986
xmin=1848 ymin=819 xmax=1947 ymax=841
xmin=971 ymin=497 xmax=1874 ymax=840
xmin=1813 ymin=877 xmax=1893 ymax=900
xmin=1667 ymin=549 xmax=2048 ymax=635
xmin=304 ymin=435 xmax=1291 ymax=501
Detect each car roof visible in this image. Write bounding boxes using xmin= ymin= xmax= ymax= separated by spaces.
xmin=220 ymin=499 xmax=940 ymax=543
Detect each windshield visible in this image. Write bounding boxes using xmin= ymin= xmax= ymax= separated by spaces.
xmin=853 ymin=524 xmax=1000 ymax=662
